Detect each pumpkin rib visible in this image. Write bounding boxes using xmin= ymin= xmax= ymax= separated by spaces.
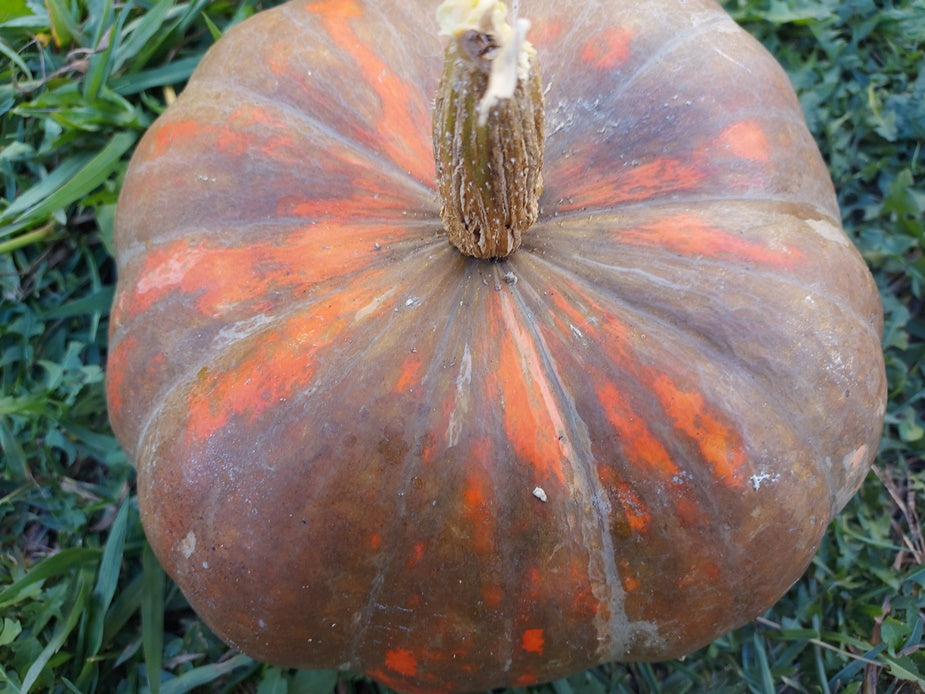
xmin=342 ymin=251 xmax=475 ymax=672
xmin=276 ymin=1 xmax=436 ymax=186
xmin=540 ymin=123 xmax=838 ymax=219
xmin=111 ymin=215 xmax=441 ymax=269
xmin=544 ymin=106 xmax=817 ymax=171
xmin=501 ymin=255 xmax=831 ymax=659
xmin=572 ymin=251 xmax=880 ymax=358
xmin=312 ymin=255 xmax=661 ymax=680
xmin=190 ymin=0 xmax=440 ymax=185
xmin=545 ymin=101 xmax=811 ymax=145
xmin=119 ymin=153 xmax=437 ymax=247
xmin=522 ymin=223 xmax=871 ymax=338
xmin=498 ymin=265 xmax=661 ymax=662
xmin=110 ymin=213 xmax=445 ymax=329
xmin=117 ymin=111 xmax=437 ymax=262
xmin=126 ymin=265 xmax=405 ymax=467
xmin=344 ymin=0 xmax=442 ymax=93
xmin=524 ymin=199 xmax=870 ymax=308
xmin=561 ymin=12 xmax=731 ymax=107
xmin=180 ymin=76 xmax=438 ymax=200
xmin=513 ymin=246 xmax=881 ymax=504
xmin=552 ymin=236 xmax=875 ymax=327
xmin=538 ymin=196 xmax=839 ymax=230
xmin=108 ymin=229 xmax=451 ymax=455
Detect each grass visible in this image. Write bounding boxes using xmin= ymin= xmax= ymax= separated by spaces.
xmin=0 ymin=0 xmax=923 ymax=692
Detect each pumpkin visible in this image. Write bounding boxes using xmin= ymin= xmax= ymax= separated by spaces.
xmin=106 ymin=0 xmax=887 ymax=691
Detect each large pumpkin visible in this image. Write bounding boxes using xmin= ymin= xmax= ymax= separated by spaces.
xmin=106 ymin=0 xmax=887 ymax=691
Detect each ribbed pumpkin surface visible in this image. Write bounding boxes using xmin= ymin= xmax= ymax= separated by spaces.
xmin=106 ymin=0 xmax=887 ymax=691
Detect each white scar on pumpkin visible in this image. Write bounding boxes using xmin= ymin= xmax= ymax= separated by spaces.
xmin=446 ymin=343 xmax=473 ymax=447
xmin=179 ymin=530 xmax=197 ymax=559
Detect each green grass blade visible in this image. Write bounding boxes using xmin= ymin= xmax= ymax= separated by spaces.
xmin=158 ymin=654 xmax=254 ymax=694
xmin=87 ymin=500 xmax=130 ymax=653
xmin=74 ymin=500 xmax=130 ymax=689
xmin=0 ymin=130 xmax=136 ymax=232
xmin=883 ymin=654 xmax=925 ymax=684
xmin=102 ymin=571 xmax=144 ymax=645
xmin=827 ymin=643 xmax=888 ymax=689
xmin=0 ymin=224 xmax=54 ymax=254
xmin=19 ymin=566 xmax=94 ymax=694
xmin=753 ymin=633 xmax=775 ymax=694
xmin=0 ymin=36 xmax=33 ymax=79
xmin=123 ymin=0 xmax=212 ymax=74
xmin=142 ymin=543 xmax=165 ymax=694
xmin=0 ymin=155 xmax=90 ymax=224
xmin=84 ymin=0 xmax=114 ymax=47
xmin=813 ymin=642 xmax=831 ymax=694
xmin=0 ymin=0 xmax=31 ymax=24
xmin=42 ymin=285 xmax=115 ymax=320
xmin=44 ymin=0 xmax=80 ymax=48
xmin=0 ymin=548 xmax=100 ymax=607
xmin=110 ymin=55 xmax=201 ymax=95
xmin=0 ymin=415 xmax=31 ymax=482
xmin=83 ymin=0 xmax=127 ymax=102
xmin=113 ymin=0 xmax=175 ymax=74
xmin=0 ymin=617 xmax=23 ymax=646
xmin=290 ymin=670 xmax=338 ymax=691
xmin=200 ymin=11 xmax=222 ymax=41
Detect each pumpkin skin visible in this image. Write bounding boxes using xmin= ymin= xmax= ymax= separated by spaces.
xmin=106 ymin=0 xmax=887 ymax=691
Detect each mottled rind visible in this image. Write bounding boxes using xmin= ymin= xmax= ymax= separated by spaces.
xmin=106 ymin=0 xmax=887 ymax=692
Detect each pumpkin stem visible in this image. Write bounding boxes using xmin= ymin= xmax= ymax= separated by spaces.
xmin=433 ymin=0 xmax=545 ymax=259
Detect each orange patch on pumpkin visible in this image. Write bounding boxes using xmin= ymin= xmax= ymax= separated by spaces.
xmin=618 ymin=558 xmax=640 ymax=592
xmin=225 ymin=105 xmax=299 ymax=159
xmin=384 ymin=648 xmax=419 ymax=677
xmin=459 ymin=440 xmax=495 ymax=554
xmin=145 ymin=106 xmax=300 ymax=162
xmin=309 ymin=2 xmax=432 ymax=183
xmin=305 ymin=0 xmax=362 ymax=17
xmin=406 ymin=541 xmax=425 ymax=567
xmin=677 ymin=557 xmax=722 ymax=589
xmin=595 ymin=463 xmax=652 ymax=533
xmin=651 ymin=374 xmax=746 ymax=486
xmin=521 ymin=628 xmax=545 ymax=655
xmin=582 ymin=27 xmax=633 ymax=69
xmin=183 ymin=278 xmax=392 ymax=443
xmin=619 ymin=213 xmax=804 ymax=267
xmin=596 ymin=381 xmax=681 ymax=481
xmin=462 ymin=478 xmax=485 ymax=510
xmin=148 ymin=119 xmax=205 ymax=158
xmin=482 ymin=583 xmax=504 ymax=607
xmin=529 ymin=18 xmax=564 ymax=48
xmin=183 ymin=335 xmax=315 ymax=442
xmin=493 ymin=290 xmax=570 ymax=485
xmin=612 ymin=481 xmax=651 ymax=533
xmin=266 ymin=45 xmax=289 ymax=76
xmin=674 ymin=493 xmax=703 ymax=528
xmin=131 ymin=240 xmax=264 ymax=316
xmin=123 ymin=223 xmax=407 ymax=320
xmin=277 ymin=191 xmax=407 ymax=219
xmin=394 ymin=350 xmax=425 ymax=393
xmin=552 ymin=155 xmax=705 ymax=211
xmin=104 ymin=335 xmax=138 ymax=416
xmin=718 ymin=120 xmax=771 ymax=162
